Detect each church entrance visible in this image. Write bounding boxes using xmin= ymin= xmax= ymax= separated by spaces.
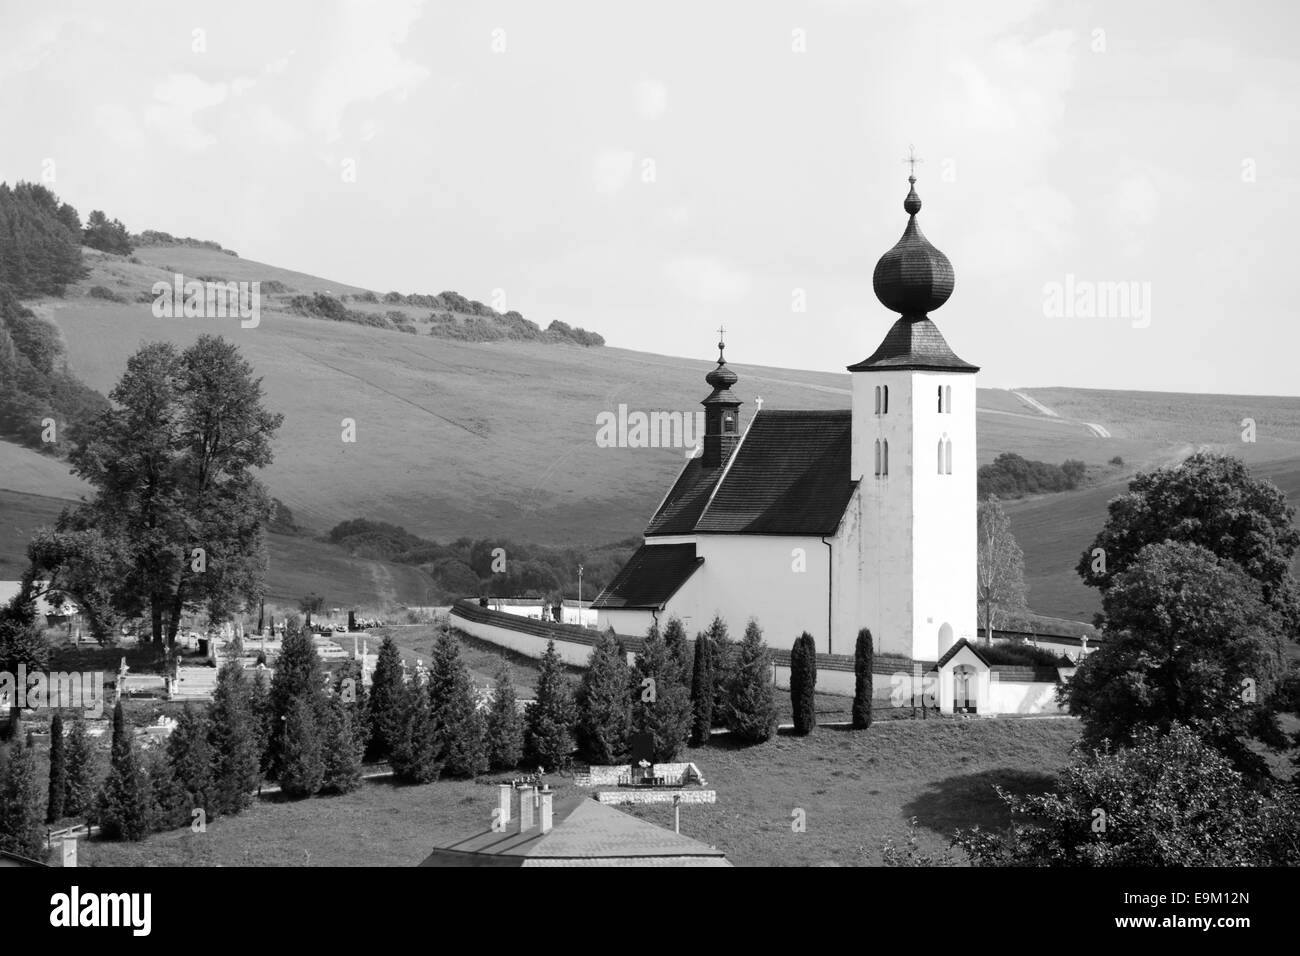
xmin=953 ymin=665 xmax=977 ymax=713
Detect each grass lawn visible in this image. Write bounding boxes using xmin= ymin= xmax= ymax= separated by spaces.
xmin=77 ymin=716 xmax=1081 ymax=867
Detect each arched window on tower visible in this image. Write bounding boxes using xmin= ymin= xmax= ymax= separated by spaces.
xmin=874 ymin=386 xmax=881 ymax=415
xmin=944 ymin=385 xmax=952 ymax=414
xmin=874 ymin=439 xmax=881 ymax=477
xmin=882 ymin=439 xmax=889 ymax=475
xmin=937 ymin=437 xmax=945 ymax=475
xmin=724 ymin=413 xmax=736 ymax=433
xmin=882 ymin=385 xmax=889 ymax=414
xmin=945 ymin=439 xmax=953 ymax=475
xmin=937 ymin=385 xmax=943 ymax=413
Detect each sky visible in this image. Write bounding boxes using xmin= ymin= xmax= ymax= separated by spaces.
xmin=2 ymin=0 xmax=1298 ymax=395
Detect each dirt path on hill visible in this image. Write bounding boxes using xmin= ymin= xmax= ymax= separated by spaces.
xmin=1009 ymin=389 xmax=1112 ymax=438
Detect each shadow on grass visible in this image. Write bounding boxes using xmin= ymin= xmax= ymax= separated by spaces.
xmin=902 ymin=767 xmax=1058 ymax=837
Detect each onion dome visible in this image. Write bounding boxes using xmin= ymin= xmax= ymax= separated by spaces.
xmin=871 ymin=175 xmax=954 ymax=316
xmin=705 ymin=338 xmax=738 ymax=391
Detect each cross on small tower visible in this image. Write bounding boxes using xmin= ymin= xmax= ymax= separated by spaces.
xmin=902 ymin=144 xmax=923 ymax=178
xmin=717 ymin=325 xmax=727 ymax=361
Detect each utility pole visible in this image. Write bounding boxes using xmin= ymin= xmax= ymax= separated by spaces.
xmin=577 ymin=564 xmax=584 ymax=613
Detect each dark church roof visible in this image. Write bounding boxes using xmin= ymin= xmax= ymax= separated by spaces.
xmin=642 ymin=409 xmax=857 ymax=538
xmin=592 ymin=542 xmax=703 ymax=609
xmin=848 ymin=315 xmax=978 ymax=373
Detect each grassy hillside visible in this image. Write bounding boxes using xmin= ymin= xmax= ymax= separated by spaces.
xmin=0 ymin=488 xmax=431 ymax=608
xmin=15 ymin=243 xmax=1156 ymax=547
xmin=8 ymin=242 xmax=1300 ymax=625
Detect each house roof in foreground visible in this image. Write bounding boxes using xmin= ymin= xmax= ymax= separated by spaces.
xmin=421 ymin=794 xmax=729 ymax=867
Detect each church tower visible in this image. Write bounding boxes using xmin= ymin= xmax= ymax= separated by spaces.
xmin=700 ymin=334 xmax=742 ymax=468
xmin=850 ymin=173 xmax=978 ymax=662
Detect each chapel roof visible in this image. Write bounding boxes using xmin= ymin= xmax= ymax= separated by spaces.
xmin=644 ymin=409 xmax=857 ymax=537
xmin=591 ymin=542 xmax=703 ymax=609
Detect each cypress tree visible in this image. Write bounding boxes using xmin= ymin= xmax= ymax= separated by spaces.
xmin=365 ymin=637 xmax=405 ymax=762
xmin=334 ymin=657 xmax=370 ymax=759
xmin=576 ymin=630 xmax=632 ymax=765
xmin=46 ymin=713 xmax=66 ymax=823
xmin=689 ymin=630 xmax=714 ymax=747
xmin=322 ymin=695 xmax=364 ymax=794
xmin=631 ymin=624 xmax=692 ymax=762
xmin=98 ymin=700 xmax=152 ymax=840
xmin=146 ymin=743 xmax=187 ymax=832
xmin=167 ymin=706 xmax=214 ymax=818
xmin=268 ymin=619 xmax=325 ymax=777
xmin=524 ymin=640 xmax=577 ymax=772
xmin=391 ymin=678 xmax=441 ymax=783
xmin=790 ymin=632 xmax=818 ymax=735
xmin=208 ymin=660 xmax=261 ymax=814
xmin=278 ymin=695 xmax=325 ymax=798
xmin=0 ymin=737 xmax=46 ymax=859
xmin=62 ymin=715 xmax=96 ymax=818
xmin=662 ymin=616 xmax=691 ymax=689
xmin=706 ymin=615 xmax=733 ymax=728
xmin=484 ymin=658 xmax=523 ymax=771
xmin=247 ymin=668 xmax=273 ymax=776
xmin=725 ymin=619 xmax=778 ymax=744
xmin=427 ymin=629 xmax=487 ymax=778
xmin=853 ymin=628 xmax=874 ymax=729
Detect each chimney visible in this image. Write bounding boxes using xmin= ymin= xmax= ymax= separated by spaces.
xmin=496 ymin=784 xmax=512 ymax=826
xmin=519 ymin=786 xmax=535 ymax=830
xmin=540 ymin=786 xmax=554 ymax=834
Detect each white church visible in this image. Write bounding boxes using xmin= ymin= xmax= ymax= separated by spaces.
xmin=593 ymin=173 xmax=978 ymax=669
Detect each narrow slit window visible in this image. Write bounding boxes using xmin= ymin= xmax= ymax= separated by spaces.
xmin=938 ymin=385 xmax=943 ymax=412
xmin=874 ymin=385 xmax=881 ymax=415
xmin=937 ymin=438 xmax=945 ymax=475
xmin=882 ymin=385 xmax=889 ymax=414
xmin=944 ymin=385 xmax=952 ymax=413
xmin=882 ymin=439 xmax=889 ymax=476
xmin=874 ymin=439 xmax=881 ymax=476
xmin=945 ymin=439 xmax=953 ymax=475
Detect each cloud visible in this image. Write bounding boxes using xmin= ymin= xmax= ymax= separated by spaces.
xmin=635 ymin=79 xmax=667 ymax=119
xmin=143 ymin=73 xmax=239 ymax=150
xmin=1110 ymin=173 xmax=1160 ymax=259
xmin=0 ymin=12 xmax=103 ymax=83
xmin=665 ymin=257 xmax=752 ymax=304
xmin=593 ymin=148 xmax=636 ymax=194
xmin=308 ymin=0 xmax=429 ymax=141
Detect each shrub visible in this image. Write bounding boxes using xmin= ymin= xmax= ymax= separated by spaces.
xmin=953 ymin=724 xmax=1300 ymax=866
xmin=1108 ymin=455 xmax=1124 ymax=467
xmin=790 ymin=632 xmax=817 ymax=734
xmin=979 ymin=641 xmax=1073 ymax=668
xmin=88 ymin=285 xmax=124 ymax=302
xmin=724 ymin=620 xmax=777 ymax=744
xmin=852 ymin=628 xmax=873 ymax=729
